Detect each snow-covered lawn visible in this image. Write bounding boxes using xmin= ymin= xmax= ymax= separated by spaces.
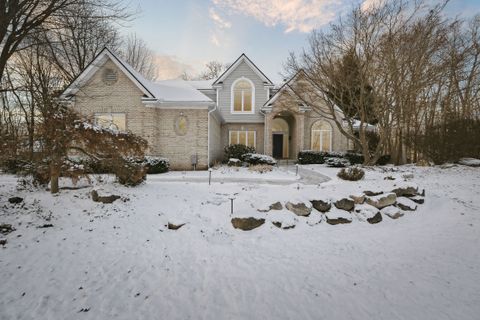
xmin=1 ymin=165 xmax=479 ymax=320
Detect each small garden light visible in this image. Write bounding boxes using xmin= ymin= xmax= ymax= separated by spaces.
xmin=228 ymin=197 xmax=235 ymax=214
xmin=208 ymin=168 xmax=213 ymax=185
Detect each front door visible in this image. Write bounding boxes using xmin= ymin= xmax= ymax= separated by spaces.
xmin=272 ymin=134 xmax=284 ymax=158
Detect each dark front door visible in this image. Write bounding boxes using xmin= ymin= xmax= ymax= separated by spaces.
xmin=272 ymin=134 xmax=284 ymax=158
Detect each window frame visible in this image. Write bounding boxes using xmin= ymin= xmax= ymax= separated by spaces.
xmin=311 ymin=120 xmax=333 ymax=152
xmin=94 ymin=112 xmax=127 ymax=131
xmin=228 ymin=130 xmax=256 ymax=148
xmin=230 ymin=77 xmax=255 ymax=114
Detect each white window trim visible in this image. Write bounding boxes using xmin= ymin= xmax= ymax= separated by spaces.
xmin=311 ymin=121 xmax=333 ymax=152
xmin=228 ymin=130 xmax=256 ymax=148
xmin=230 ymin=77 xmax=255 ymax=114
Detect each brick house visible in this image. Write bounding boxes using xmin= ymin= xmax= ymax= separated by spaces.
xmin=60 ymin=48 xmax=350 ymax=170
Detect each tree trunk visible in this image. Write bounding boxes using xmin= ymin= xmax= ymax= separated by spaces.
xmin=50 ymin=165 xmax=60 ymax=194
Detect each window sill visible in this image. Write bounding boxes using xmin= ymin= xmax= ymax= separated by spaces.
xmin=230 ymin=111 xmax=255 ymax=115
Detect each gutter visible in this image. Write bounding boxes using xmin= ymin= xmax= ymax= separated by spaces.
xmin=207 ymin=89 xmax=219 ymax=168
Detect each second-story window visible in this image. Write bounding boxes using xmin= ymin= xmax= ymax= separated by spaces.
xmin=232 ymin=79 xmax=253 ymax=113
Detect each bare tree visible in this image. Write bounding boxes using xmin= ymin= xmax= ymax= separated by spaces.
xmin=198 ymin=61 xmax=227 ymax=80
xmin=121 ymin=33 xmax=157 ymax=80
xmin=0 ymin=0 xmax=129 ymax=85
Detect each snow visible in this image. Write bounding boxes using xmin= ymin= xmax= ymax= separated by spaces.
xmin=458 ymin=157 xmax=480 ymax=167
xmin=1 ymin=164 xmax=480 ymax=319
xmin=149 ymin=80 xmax=213 ymax=103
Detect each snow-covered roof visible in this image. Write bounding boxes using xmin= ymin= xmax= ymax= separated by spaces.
xmin=150 ymin=80 xmax=213 ymax=102
xmin=60 ymin=48 xmax=213 ymax=106
xmin=185 ymin=80 xmax=215 ymax=90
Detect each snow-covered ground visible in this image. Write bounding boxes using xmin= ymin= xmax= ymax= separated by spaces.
xmin=1 ymin=165 xmax=479 ymax=320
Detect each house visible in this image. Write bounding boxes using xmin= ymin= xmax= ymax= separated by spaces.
xmin=60 ymin=48 xmax=350 ymax=170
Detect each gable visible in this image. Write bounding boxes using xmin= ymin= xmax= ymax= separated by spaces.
xmin=213 ymin=54 xmax=273 ymax=87
xmin=60 ymin=48 xmax=155 ymax=100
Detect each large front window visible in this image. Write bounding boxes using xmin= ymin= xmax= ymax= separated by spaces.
xmin=311 ymin=120 xmax=332 ymax=152
xmin=94 ymin=113 xmax=126 ymax=131
xmin=229 ymin=130 xmax=256 ymax=148
xmin=232 ymin=79 xmax=253 ymax=113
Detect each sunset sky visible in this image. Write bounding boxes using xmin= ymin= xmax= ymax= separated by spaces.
xmin=123 ymin=0 xmax=480 ymax=82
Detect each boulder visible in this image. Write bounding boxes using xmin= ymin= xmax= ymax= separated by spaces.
xmin=231 ymin=217 xmax=265 ymax=231
xmin=334 ymin=198 xmax=355 ymax=211
xmin=285 ymin=202 xmax=312 ymax=217
xmin=364 ymin=190 xmax=383 ymax=197
xmin=269 ymin=202 xmax=283 ymax=210
xmin=366 ymin=193 xmax=397 ymax=209
xmin=167 ymin=222 xmax=185 ymax=230
xmin=306 ymin=212 xmax=324 ymax=226
xmin=8 ymin=197 xmax=23 ymax=204
xmin=91 ymin=190 xmax=121 ymax=204
xmin=349 ymin=194 xmax=365 ymax=204
xmin=354 ymin=204 xmax=380 ymax=223
xmin=0 ymin=224 xmax=15 ymax=235
xmin=367 ymin=212 xmax=383 ymax=224
xmin=381 ymin=206 xmax=404 ymax=219
xmin=310 ymin=200 xmax=331 ymax=212
xmin=326 ymin=208 xmax=352 ymax=225
xmin=272 ymin=221 xmax=295 ymax=230
xmin=410 ymin=196 xmax=425 ymax=204
xmin=270 ymin=211 xmax=296 ymax=229
xmin=0 ymin=239 xmax=7 ymax=246
xmin=391 ymin=186 xmax=418 ymax=197
xmin=396 ymin=197 xmax=417 ymax=211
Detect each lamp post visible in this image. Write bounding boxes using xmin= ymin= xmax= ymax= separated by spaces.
xmin=295 ymin=164 xmax=299 ymax=176
xmin=208 ymin=168 xmax=212 ymax=185
xmin=228 ymin=197 xmax=235 ymax=214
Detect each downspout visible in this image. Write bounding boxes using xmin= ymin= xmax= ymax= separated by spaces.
xmin=207 ymin=89 xmax=219 ymax=168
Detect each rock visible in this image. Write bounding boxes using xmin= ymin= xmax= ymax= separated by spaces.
xmin=364 ymin=190 xmax=383 ymax=196
xmin=366 ymin=193 xmax=397 ymax=209
xmin=269 ymin=202 xmax=283 ymax=210
xmin=310 ymin=200 xmax=331 ymax=212
xmin=458 ymin=158 xmax=480 ymax=167
xmin=270 ymin=211 xmax=296 ymax=229
xmin=167 ymin=222 xmax=185 ymax=230
xmin=367 ymin=212 xmax=383 ymax=224
xmin=37 ymin=224 xmax=53 ymax=229
xmin=231 ymin=217 xmax=265 ymax=231
xmin=91 ymin=190 xmax=121 ymax=204
xmin=326 ymin=208 xmax=352 ymax=225
xmin=391 ymin=186 xmax=418 ymax=197
xmin=272 ymin=221 xmax=295 ymax=230
xmin=334 ymin=198 xmax=355 ymax=211
xmin=8 ymin=197 xmax=23 ymax=204
xmin=409 ymin=196 xmax=425 ymax=204
xmin=349 ymin=194 xmax=365 ymax=204
xmin=381 ymin=206 xmax=404 ymax=219
xmin=285 ymin=202 xmax=312 ymax=216
xmin=0 ymin=224 xmax=15 ymax=235
xmin=0 ymin=239 xmax=7 ymax=246
xmin=396 ymin=197 xmax=417 ymax=211
xmin=440 ymin=163 xmax=456 ymax=169
xmin=354 ymin=204 xmax=380 ymax=222
xmin=306 ymin=212 xmax=324 ymax=226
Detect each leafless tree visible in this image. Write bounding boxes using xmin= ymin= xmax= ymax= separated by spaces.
xmin=121 ymin=33 xmax=157 ymax=81
xmin=198 ymin=61 xmax=227 ymax=80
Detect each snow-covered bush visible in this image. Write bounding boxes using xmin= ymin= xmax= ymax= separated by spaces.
xmin=115 ymin=157 xmax=147 ymax=186
xmin=298 ymin=150 xmax=389 ymax=165
xmin=325 ymin=157 xmax=350 ymax=167
xmin=143 ymin=156 xmax=169 ymax=174
xmin=337 ymin=167 xmax=365 ymax=181
xmin=242 ymin=153 xmax=277 ymax=165
xmin=224 ymin=144 xmax=255 ymax=163
xmin=227 ymin=158 xmax=242 ymax=167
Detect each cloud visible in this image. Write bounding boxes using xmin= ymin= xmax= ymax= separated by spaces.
xmin=361 ymin=0 xmax=384 ymax=12
xmin=210 ymin=34 xmax=221 ymax=47
xmin=154 ymin=54 xmax=196 ymax=80
xmin=209 ymin=8 xmax=232 ymax=29
xmin=211 ymin=0 xmax=342 ymax=33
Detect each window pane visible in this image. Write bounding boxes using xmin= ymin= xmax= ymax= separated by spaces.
xmin=243 ymin=90 xmax=252 ymax=111
xmin=247 ymin=131 xmax=255 ymax=148
xmin=321 ymin=132 xmax=331 ymax=151
xmin=311 ymin=131 xmax=321 ymax=151
xmin=238 ymin=131 xmax=247 ymax=145
xmin=234 ymin=91 xmax=242 ymax=111
xmin=112 ymin=114 xmax=126 ymax=131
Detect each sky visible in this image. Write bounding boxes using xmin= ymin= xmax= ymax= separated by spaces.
xmin=121 ymin=0 xmax=480 ymax=82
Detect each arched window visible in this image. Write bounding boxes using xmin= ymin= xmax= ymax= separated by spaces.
xmin=311 ymin=120 xmax=332 ymax=152
xmin=232 ymin=78 xmax=254 ymax=113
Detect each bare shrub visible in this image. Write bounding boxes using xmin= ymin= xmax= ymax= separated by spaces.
xmin=337 ymin=167 xmax=365 ymax=181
